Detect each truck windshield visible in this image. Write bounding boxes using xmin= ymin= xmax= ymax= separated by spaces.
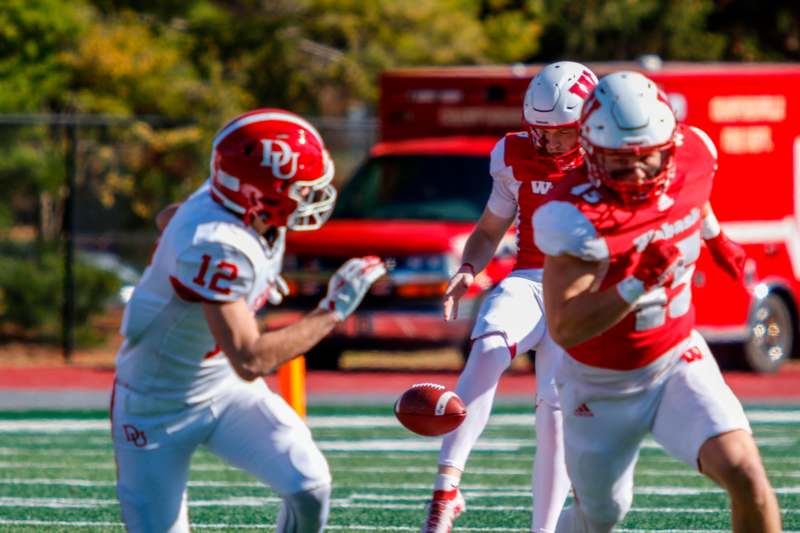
xmin=333 ymin=154 xmax=491 ymax=221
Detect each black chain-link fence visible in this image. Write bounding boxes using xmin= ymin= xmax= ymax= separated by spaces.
xmin=0 ymin=113 xmax=377 ymax=360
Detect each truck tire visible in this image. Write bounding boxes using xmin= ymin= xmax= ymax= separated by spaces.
xmin=743 ymin=292 xmax=795 ymax=373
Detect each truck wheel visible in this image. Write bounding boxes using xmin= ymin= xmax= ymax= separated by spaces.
xmin=743 ymin=292 xmax=795 ymax=373
xmin=305 ymin=342 xmax=344 ymax=370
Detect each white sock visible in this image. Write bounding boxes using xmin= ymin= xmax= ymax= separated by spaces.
xmin=532 ymin=401 xmax=572 ymax=533
xmin=438 ymin=334 xmax=513 ymax=471
xmin=433 ymin=473 xmax=460 ymax=492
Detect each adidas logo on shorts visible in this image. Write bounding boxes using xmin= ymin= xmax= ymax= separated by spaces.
xmin=574 ymin=403 xmax=594 ymax=417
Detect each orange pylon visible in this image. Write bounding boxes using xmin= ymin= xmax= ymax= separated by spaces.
xmin=278 ymin=355 xmax=307 ymax=418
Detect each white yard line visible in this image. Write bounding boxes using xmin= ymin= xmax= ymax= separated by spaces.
xmin=0 ymin=494 xmax=797 ymax=513
xmin=0 ymin=409 xmax=796 ymax=433
xmin=1 ymin=459 xmax=799 ymax=479
xmin=2 ymin=523 xmax=793 ymax=533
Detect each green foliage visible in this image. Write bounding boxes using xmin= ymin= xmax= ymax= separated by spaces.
xmin=0 ymin=0 xmax=797 ymax=231
xmin=0 ymin=242 xmax=122 ymax=344
xmin=0 ymin=0 xmax=89 ymax=112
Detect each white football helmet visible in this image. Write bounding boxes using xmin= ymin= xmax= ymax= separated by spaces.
xmin=580 ymin=71 xmax=678 ymax=206
xmin=522 ymin=61 xmax=598 ymax=168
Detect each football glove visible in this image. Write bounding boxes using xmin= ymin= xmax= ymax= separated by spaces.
xmin=705 ymin=231 xmax=746 ymax=281
xmin=267 ymin=275 xmax=290 ymax=306
xmin=633 ymin=240 xmax=683 ymax=290
xmin=618 ymin=240 xmax=684 ymax=304
xmin=318 ymin=256 xmax=386 ymax=320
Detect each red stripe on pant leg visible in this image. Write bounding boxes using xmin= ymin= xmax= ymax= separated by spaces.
xmin=470 ymin=332 xmax=517 ymax=359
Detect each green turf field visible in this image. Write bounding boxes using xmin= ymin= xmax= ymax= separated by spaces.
xmin=0 ymin=404 xmax=796 ymax=532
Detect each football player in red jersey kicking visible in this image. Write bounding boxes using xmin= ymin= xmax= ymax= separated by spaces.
xmin=112 ymin=109 xmax=385 ymax=533
xmin=420 ymin=62 xmax=598 ymax=533
xmin=534 ymin=72 xmax=781 ymax=533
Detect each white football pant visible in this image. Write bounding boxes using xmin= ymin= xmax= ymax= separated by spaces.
xmin=438 ymin=270 xmax=571 ymax=533
xmin=112 ymin=378 xmax=331 ymax=532
xmin=554 ymin=330 xmax=751 ymax=533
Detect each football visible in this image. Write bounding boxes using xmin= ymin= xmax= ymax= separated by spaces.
xmin=394 ymin=383 xmax=466 ymax=437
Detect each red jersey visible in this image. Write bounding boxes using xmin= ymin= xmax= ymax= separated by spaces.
xmin=488 ymin=132 xmax=582 ymax=270
xmin=533 ymin=125 xmax=718 ymax=370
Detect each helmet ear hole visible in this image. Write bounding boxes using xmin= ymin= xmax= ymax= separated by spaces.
xmin=243 ymin=141 xmax=258 ymax=156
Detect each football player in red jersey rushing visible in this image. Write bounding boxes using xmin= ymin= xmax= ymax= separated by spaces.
xmin=420 ymin=61 xmax=599 ymax=533
xmin=534 ymin=72 xmax=781 ymax=533
xmin=112 ymin=109 xmax=385 ymax=532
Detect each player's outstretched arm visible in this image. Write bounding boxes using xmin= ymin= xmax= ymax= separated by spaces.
xmin=543 ymin=240 xmax=683 ymax=348
xmin=542 ymin=254 xmax=633 ymax=348
xmin=204 ymin=299 xmax=340 ymax=380
xmin=443 ymin=206 xmax=514 ymax=320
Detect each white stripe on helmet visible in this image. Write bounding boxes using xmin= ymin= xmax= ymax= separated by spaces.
xmin=212 ymin=111 xmax=324 ymax=151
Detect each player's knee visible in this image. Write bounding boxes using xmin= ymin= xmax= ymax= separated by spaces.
xmin=278 ymin=483 xmax=331 ymax=533
xmin=580 ymin=491 xmax=631 ymax=530
xmin=700 ymin=432 xmax=771 ymax=500
xmin=556 ymin=503 xmax=618 ymax=533
xmin=470 ymin=333 xmax=514 ymax=362
xmin=714 ymin=452 xmax=771 ymax=502
xmin=117 ymin=485 xmax=186 ymax=533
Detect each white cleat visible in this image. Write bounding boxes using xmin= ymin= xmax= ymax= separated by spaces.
xmin=420 ymin=488 xmax=466 ymax=533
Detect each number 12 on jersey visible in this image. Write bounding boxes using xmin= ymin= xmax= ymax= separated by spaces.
xmin=193 ymin=254 xmax=238 ymax=295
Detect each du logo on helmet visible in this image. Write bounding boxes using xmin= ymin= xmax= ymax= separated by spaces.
xmin=261 ymin=138 xmax=300 ymax=180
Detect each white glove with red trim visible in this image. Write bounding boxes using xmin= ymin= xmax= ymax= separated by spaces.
xmin=318 ymin=256 xmax=386 ymax=320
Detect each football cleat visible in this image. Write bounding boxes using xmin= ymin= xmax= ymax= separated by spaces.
xmin=420 ymin=488 xmax=465 ymax=533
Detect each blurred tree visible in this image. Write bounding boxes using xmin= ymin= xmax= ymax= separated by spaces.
xmin=480 ymin=0 xmax=545 ymax=63
xmin=535 ymin=0 xmax=726 ymax=61
xmin=709 ymin=1 xmax=800 ymax=61
xmin=1 ymin=0 xmax=798 ymax=236
xmin=61 ymin=9 xmax=223 ymax=225
xmin=0 ymin=0 xmax=88 ymax=241
xmin=304 ymin=0 xmax=545 ymax=108
xmin=0 ymin=0 xmax=89 ymax=112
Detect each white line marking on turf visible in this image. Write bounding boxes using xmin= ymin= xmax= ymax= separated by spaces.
xmin=0 ymin=522 xmax=520 ymax=532
xmin=0 ymin=409 xmax=796 ymax=433
xmin=318 ymin=439 xmax=530 ymax=452
xmin=0 ymin=494 xmax=797 ymax=515
xmin=2 ymin=523 xmax=792 ymax=533
xmin=3 ymin=459 xmax=800 ymax=483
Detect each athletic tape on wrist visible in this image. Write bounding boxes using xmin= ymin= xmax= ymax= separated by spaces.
xmin=701 ymin=210 xmax=721 ymax=240
xmin=616 ymin=276 xmax=646 ymax=305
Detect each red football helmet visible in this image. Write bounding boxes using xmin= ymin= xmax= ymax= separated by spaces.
xmin=209 ymin=108 xmax=336 ymax=230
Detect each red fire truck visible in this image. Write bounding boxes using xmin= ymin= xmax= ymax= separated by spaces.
xmin=273 ymin=62 xmax=800 ymax=372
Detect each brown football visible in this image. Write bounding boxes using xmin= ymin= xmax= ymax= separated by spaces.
xmin=394 ymin=383 xmax=467 ymax=437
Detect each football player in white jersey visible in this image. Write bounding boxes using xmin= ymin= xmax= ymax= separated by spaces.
xmin=112 ymin=108 xmax=386 ymax=533
xmin=420 ymin=62 xmax=598 ymax=533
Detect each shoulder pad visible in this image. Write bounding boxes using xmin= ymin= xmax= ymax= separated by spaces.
xmin=489 ymin=137 xmax=514 ymax=181
xmin=687 ymin=125 xmax=718 ymax=161
xmin=533 ymin=201 xmax=609 ymax=261
xmin=170 ymin=227 xmax=257 ymax=303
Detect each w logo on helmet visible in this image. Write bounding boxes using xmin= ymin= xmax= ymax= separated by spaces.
xmin=568 ymin=70 xmax=598 ymax=99
xmin=261 ymin=138 xmax=299 ymax=180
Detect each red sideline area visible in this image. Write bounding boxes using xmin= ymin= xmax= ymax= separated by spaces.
xmin=0 ymin=366 xmax=798 ymax=401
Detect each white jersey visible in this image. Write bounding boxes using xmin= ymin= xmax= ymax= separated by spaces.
xmin=115 ymin=183 xmax=285 ymax=403
xmin=485 ymin=140 xmax=521 ymax=220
